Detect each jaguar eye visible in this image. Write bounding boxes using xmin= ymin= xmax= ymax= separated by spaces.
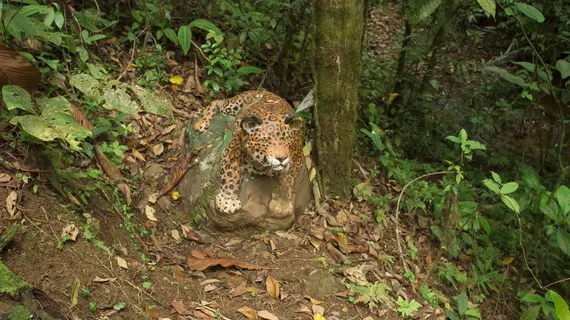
xmin=259 ymin=139 xmax=268 ymax=144
xmin=283 ymin=136 xmax=291 ymax=141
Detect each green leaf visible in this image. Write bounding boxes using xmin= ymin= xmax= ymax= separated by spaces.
xmin=465 ymin=308 xmax=482 ymax=318
xmin=540 ymin=194 xmax=560 ymax=222
xmin=10 ymin=97 xmax=91 ymax=151
xmin=177 ymin=25 xmax=192 ymax=54
xmin=476 ymin=0 xmax=496 ymax=17
xmin=519 ymin=305 xmax=541 ymax=320
xmin=189 ymin=18 xmax=222 ymax=35
xmin=129 ymin=85 xmax=171 ymax=116
xmin=521 ymin=165 xmax=541 ymax=190
xmin=103 ymin=86 xmax=138 ymax=114
xmin=459 ymin=129 xmax=468 ymax=143
xmin=455 ymin=292 xmax=468 ymax=315
xmin=478 ymin=216 xmax=491 ymax=234
xmin=466 ymin=140 xmax=486 ymax=150
xmin=483 ymin=66 xmax=527 ymax=87
xmin=54 ymin=11 xmax=64 ymax=28
xmin=409 ymin=0 xmax=442 ymax=23
xmin=501 ymin=195 xmax=520 ymax=213
xmin=113 ymin=301 xmax=126 ymax=311
xmin=549 ymin=290 xmax=570 ymax=320
xmin=556 ymin=60 xmax=570 ymax=80
xmin=501 ymin=182 xmax=519 ymax=195
xmin=236 ymin=65 xmax=264 ymax=75
xmin=521 ymin=293 xmax=545 ymax=303
xmin=555 ymin=185 xmax=570 ymax=215
xmin=163 ymin=28 xmax=178 ymax=44
xmin=2 ymin=85 xmax=34 ymax=113
xmin=556 ymin=228 xmax=570 ymax=256
xmin=446 ymin=135 xmax=461 ymax=144
xmin=491 ymin=172 xmax=501 ymax=184
xmin=70 ymin=73 xmax=101 ymax=99
xmin=483 ymin=179 xmax=501 ymax=194
xmin=514 ymin=3 xmax=545 ymax=23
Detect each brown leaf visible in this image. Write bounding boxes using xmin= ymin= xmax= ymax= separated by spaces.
xmin=161 ymin=124 xmax=177 ymax=135
xmin=171 ymin=229 xmax=180 ymax=241
xmin=230 ymin=281 xmax=248 ymax=298
xmin=118 ymin=183 xmax=132 ymax=205
xmin=93 ymin=276 xmax=117 ymax=283
xmin=70 ymin=104 xmax=94 ymax=130
xmin=191 ymin=250 xmax=207 ymax=259
xmin=181 ymin=225 xmax=212 ymax=243
xmin=187 ymin=257 xmax=268 ymax=272
xmin=203 ymin=283 xmax=217 ymax=292
xmin=145 ymin=305 xmax=160 ymax=320
xmin=172 ymin=265 xmax=186 ymax=280
xmin=171 ymin=300 xmax=192 ymax=316
xmin=116 ymin=256 xmax=129 ymax=269
xmin=94 ymin=144 xmax=123 ymax=181
xmin=312 ymin=305 xmax=325 ymax=316
xmin=295 ymin=304 xmax=313 ymax=315
xmin=258 ymin=310 xmax=279 ymax=320
xmin=70 ymin=277 xmax=80 ymax=306
xmin=61 ymin=223 xmax=79 ymax=241
xmin=237 ymin=307 xmax=259 ymax=320
xmin=131 ymin=148 xmax=146 ymax=162
xmin=304 ymin=296 xmax=323 ymax=305
xmin=152 ymin=143 xmax=164 ymax=156
xmin=266 ymin=275 xmax=280 ymax=299
xmin=0 ymin=173 xmax=12 ymax=183
xmin=158 ymin=153 xmax=193 ymax=198
xmin=5 ymin=191 xmax=17 ymax=217
xmin=0 ymin=44 xmax=41 ymax=94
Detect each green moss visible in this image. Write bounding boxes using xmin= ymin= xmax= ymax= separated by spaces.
xmin=0 ymin=260 xmax=29 ymax=296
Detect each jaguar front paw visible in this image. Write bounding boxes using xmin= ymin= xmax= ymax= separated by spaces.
xmin=215 ymin=191 xmax=242 ymax=214
xmin=269 ymin=197 xmax=294 ymax=218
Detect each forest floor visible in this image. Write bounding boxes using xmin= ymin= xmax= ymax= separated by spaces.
xmin=0 ymin=3 xmax=514 ymax=320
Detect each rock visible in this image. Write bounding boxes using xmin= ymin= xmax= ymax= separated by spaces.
xmin=143 ymin=163 xmax=165 ymax=184
xmin=177 ymin=114 xmax=312 ymax=231
xmin=303 ymin=270 xmax=345 ymax=299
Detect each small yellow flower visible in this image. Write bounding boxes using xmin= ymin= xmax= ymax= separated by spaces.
xmin=169 ymin=75 xmax=184 ymax=85
xmin=314 ymin=314 xmax=326 ymax=320
xmin=172 ymin=191 xmax=180 ymax=200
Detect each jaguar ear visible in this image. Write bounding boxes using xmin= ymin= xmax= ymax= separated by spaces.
xmin=241 ymin=115 xmax=262 ymax=134
xmin=284 ymin=114 xmax=304 ymax=131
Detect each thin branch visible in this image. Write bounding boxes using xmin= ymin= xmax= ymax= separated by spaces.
xmin=395 ymin=171 xmax=453 ymax=284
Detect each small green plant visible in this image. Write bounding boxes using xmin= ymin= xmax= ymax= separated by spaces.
xmin=99 ymin=141 xmax=128 ymax=166
xmin=113 ymin=301 xmax=126 ymax=311
xmin=349 ymin=281 xmax=391 ymax=309
xmin=201 ymin=40 xmax=263 ymax=97
xmin=142 ymin=282 xmax=152 ymax=289
xmin=82 ymin=287 xmax=89 ymax=298
xmin=519 ymin=290 xmax=570 ymax=320
xmin=89 ymin=302 xmax=97 ymax=312
xmin=396 ymin=296 xmax=421 ymax=318
xmin=446 ymin=292 xmax=482 ymax=320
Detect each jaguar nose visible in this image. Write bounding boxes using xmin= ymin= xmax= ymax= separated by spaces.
xmin=276 ymin=156 xmax=288 ymax=163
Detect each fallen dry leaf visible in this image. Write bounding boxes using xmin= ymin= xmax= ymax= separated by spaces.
xmin=191 ymin=250 xmax=207 ymax=259
xmin=237 ymin=306 xmax=259 ymax=320
xmin=94 ymin=144 xmax=123 ymax=181
xmin=118 ymin=183 xmax=132 ymax=205
xmin=116 ymin=256 xmax=129 ymax=269
xmin=145 ymin=305 xmax=160 ymax=320
xmin=171 ymin=229 xmax=180 ymax=241
xmin=304 ymin=296 xmax=323 ymax=305
xmin=171 ymin=300 xmax=192 ymax=316
xmin=93 ymin=276 xmax=117 ymax=283
xmin=0 ymin=44 xmax=41 ymax=94
xmin=131 ymin=148 xmax=146 ymax=162
xmin=152 ymin=143 xmax=164 ymax=156
xmin=312 ymin=304 xmax=325 ymax=316
xmin=158 ymin=153 xmax=193 ymax=198
xmin=70 ymin=104 xmax=94 ymax=130
xmin=265 ymin=275 xmax=280 ymax=299
xmin=295 ymin=304 xmax=312 ymax=315
xmin=230 ymin=281 xmax=248 ymax=298
xmin=203 ymin=284 xmax=217 ymax=292
xmin=145 ymin=205 xmax=157 ymax=221
xmin=5 ymin=191 xmax=17 ymax=217
xmin=187 ymin=257 xmax=268 ymax=272
xmin=258 ymin=310 xmax=279 ymax=320
xmin=0 ymin=173 xmax=12 ymax=183
xmin=275 ymin=231 xmax=298 ymax=240
xmin=172 ymin=265 xmax=186 ymax=280
xmin=61 ymin=223 xmax=79 ymax=241
xmin=161 ymin=124 xmax=177 ymax=135
xmin=70 ymin=277 xmax=80 ymax=306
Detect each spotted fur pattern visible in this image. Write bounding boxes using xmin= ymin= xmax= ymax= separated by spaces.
xmin=193 ymin=91 xmax=304 ymax=214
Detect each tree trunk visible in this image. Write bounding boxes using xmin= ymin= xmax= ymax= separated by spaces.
xmin=393 ymin=0 xmax=412 ymax=100
xmin=313 ymin=0 xmax=364 ymax=199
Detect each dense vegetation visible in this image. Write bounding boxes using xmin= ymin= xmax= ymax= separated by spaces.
xmin=1 ymin=0 xmax=570 ymax=319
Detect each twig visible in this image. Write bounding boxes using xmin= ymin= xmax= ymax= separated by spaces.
xmin=123 ymin=279 xmax=167 ymax=308
xmin=516 ymin=213 xmax=544 ymax=289
xmin=192 ymin=41 xmax=211 ymax=64
xmin=395 ymin=171 xmax=453 ymax=284
xmin=544 ymin=277 xmax=570 ymax=289
xmin=117 ymin=42 xmax=136 ymax=81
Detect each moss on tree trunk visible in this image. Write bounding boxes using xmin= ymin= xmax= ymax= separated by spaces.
xmin=313 ymin=0 xmax=364 ymax=199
